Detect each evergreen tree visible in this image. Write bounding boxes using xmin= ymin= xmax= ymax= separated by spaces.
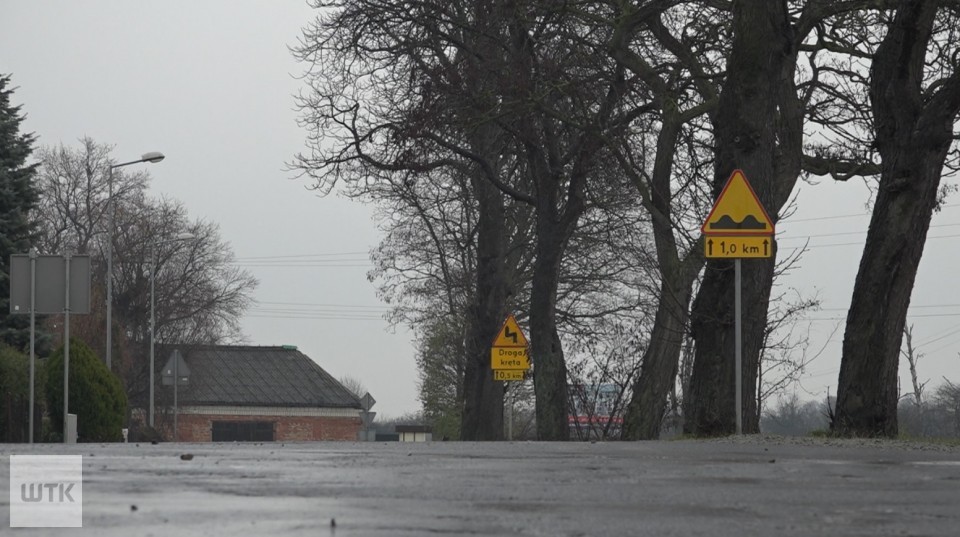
xmin=0 ymin=74 xmax=40 ymax=351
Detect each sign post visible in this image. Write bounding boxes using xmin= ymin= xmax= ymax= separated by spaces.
xmin=359 ymin=392 xmax=377 ymax=441
xmin=490 ymin=314 xmax=530 ymax=380
xmin=9 ymin=253 xmax=91 ymax=443
xmin=701 ymin=170 xmax=774 ymax=435
xmin=491 ymin=314 xmax=530 ymax=439
xmin=28 ymin=249 xmax=36 ymax=444
xmin=162 ymin=350 xmax=190 ymax=442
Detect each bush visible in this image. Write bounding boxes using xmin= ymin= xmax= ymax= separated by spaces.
xmin=0 ymin=345 xmax=40 ymax=442
xmin=45 ymin=338 xmax=127 ymax=442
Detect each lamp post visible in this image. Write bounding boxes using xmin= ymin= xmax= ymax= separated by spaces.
xmin=148 ymin=232 xmax=194 ymax=428
xmin=106 ymin=152 xmax=165 ymax=372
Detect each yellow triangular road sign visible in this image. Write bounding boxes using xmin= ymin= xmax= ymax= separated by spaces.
xmin=492 ymin=314 xmax=528 ymax=348
xmin=701 ymin=170 xmax=774 ymax=235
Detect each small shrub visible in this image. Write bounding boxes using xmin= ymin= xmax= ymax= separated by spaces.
xmin=45 ymin=338 xmax=127 ymax=442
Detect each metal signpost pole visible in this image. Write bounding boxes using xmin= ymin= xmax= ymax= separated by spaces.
xmin=735 ymin=259 xmax=742 ymax=436
xmin=149 ymin=249 xmax=156 ymax=428
xmin=63 ymin=252 xmax=71 ymax=443
xmin=106 ymin=167 xmax=113 ymax=372
xmin=508 ymin=398 xmax=514 ymax=441
xmin=29 ymin=249 xmax=36 ymax=444
xmin=174 ymin=353 xmax=179 ymax=442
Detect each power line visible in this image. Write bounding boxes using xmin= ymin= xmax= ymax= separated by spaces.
xmin=916 ymin=326 xmax=960 ymax=349
xmin=784 ymin=203 xmax=959 ymax=224
xmin=778 ymin=233 xmax=960 ymax=251
xmin=234 ymin=251 xmax=369 ymax=261
xmin=245 ymin=313 xmax=386 ymax=321
xmin=778 ymin=222 xmax=960 ymax=242
xmin=820 ymin=303 xmax=960 ymax=311
xmin=804 ymin=312 xmax=960 ymax=321
xmin=237 ymin=264 xmax=371 ymax=268
xmin=247 ymin=305 xmax=386 ymax=313
xmin=921 ymin=338 xmax=960 ymax=356
xmin=256 ymin=300 xmax=389 ymax=310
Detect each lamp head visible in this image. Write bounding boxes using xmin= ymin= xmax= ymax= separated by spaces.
xmin=141 ymin=152 xmax=165 ymax=163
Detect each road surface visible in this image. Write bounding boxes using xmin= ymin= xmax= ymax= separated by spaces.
xmin=2 ymin=436 xmax=959 ymax=536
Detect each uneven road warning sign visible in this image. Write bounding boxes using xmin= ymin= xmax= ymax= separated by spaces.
xmin=491 ymin=314 xmax=530 ymax=379
xmin=702 ymin=170 xmax=774 ymax=259
xmin=701 ymin=170 xmax=774 ymax=236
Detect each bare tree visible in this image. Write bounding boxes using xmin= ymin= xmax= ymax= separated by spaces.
xmin=114 ymin=197 xmax=257 ymax=412
xmin=293 ymin=0 xmax=528 ymax=440
xmin=339 ymin=376 xmax=367 ymax=399
xmin=761 ymin=393 xmax=830 ymax=436
xmin=33 ymin=138 xmax=150 ymax=255
xmin=34 ymin=140 xmax=258 ymax=413
xmin=901 ymin=324 xmax=928 ymax=407
xmin=682 ymin=0 xmax=880 ymax=437
xmin=616 ymin=0 xmax=875 ymax=439
xmin=934 ymin=378 xmax=960 ymax=437
xmin=834 ymin=1 xmax=960 ymax=437
xmin=293 ymin=0 xmax=677 ymax=440
xmin=895 ymin=324 xmax=929 ymax=436
xmin=756 ymin=286 xmax=822 ymax=420
xmin=610 ymin=3 xmax=723 ymax=440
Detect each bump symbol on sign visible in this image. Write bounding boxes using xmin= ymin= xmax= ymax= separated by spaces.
xmin=701 ymin=170 xmax=774 ymax=236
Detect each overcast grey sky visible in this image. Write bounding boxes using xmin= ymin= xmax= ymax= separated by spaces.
xmin=2 ymin=1 xmax=959 ymax=416
xmin=0 ymin=1 xmax=418 ymax=417
xmin=778 ymin=176 xmax=960 ymax=401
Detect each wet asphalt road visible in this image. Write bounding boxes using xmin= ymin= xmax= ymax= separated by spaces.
xmin=2 ymin=437 xmax=959 ymax=536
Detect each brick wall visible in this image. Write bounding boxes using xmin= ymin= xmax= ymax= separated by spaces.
xmin=169 ymin=412 xmax=361 ymax=442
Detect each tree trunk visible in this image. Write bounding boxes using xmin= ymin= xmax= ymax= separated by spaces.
xmin=685 ymin=0 xmax=796 ymax=436
xmin=623 ymin=112 xmax=703 ymax=440
xmin=833 ymin=0 xmax=960 ymax=437
xmin=686 ymin=258 xmax=775 ymax=435
xmin=457 ymin=6 xmax=515 ymax=441
xmin=460 ymin=173 xmax=508 ymax=440
xmin=530 ymin=223 xmax=570 ymax=441
xmin=623 ymin=271 xmax=696 ymax=439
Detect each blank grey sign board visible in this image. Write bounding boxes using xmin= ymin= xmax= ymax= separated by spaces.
xmin=9 ymin=255 xmax=91 ymax=314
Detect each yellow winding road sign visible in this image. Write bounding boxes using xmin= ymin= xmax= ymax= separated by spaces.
xmin=491 ymin=314 xmax=530 ymax=380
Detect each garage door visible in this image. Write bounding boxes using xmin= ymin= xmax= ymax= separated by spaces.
xmin=211 ymin=421 xmax=275 ymax=442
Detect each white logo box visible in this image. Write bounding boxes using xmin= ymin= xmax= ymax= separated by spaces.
xmin=9 ymin=455 xmax=83 ymax=528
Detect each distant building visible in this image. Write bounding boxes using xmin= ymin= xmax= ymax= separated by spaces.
xmin=568 ymin=384 xmax=625 ymax=440
xmin=157 ymin=345 xmax=362 ymax=442
xmin=372 ymin=424 xmax=433 ymax=442
xmin=395 ymin=425 xmax=432 ymax=442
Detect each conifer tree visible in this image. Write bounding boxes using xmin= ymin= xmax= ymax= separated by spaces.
xmin=0 ymin=74 xmax=40 ymax=351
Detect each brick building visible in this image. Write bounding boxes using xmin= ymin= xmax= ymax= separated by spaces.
xmin=159 ymin=345 xmax=362 ymax=442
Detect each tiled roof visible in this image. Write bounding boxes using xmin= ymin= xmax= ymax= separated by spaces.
xmin=166 ymin=345 xmax=361 ymax=409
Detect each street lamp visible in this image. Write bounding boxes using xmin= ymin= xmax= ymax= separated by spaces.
xmin=106 ymin=152 xmax=165 ymax=372
xmin=149 ymin=231 xmax=194 ymax=429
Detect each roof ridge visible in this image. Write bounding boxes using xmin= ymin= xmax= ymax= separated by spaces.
xmin=160 ymin=344 xmax=299 ymax=351
xmin=169 ymin=344 xmax=361 ymax=409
